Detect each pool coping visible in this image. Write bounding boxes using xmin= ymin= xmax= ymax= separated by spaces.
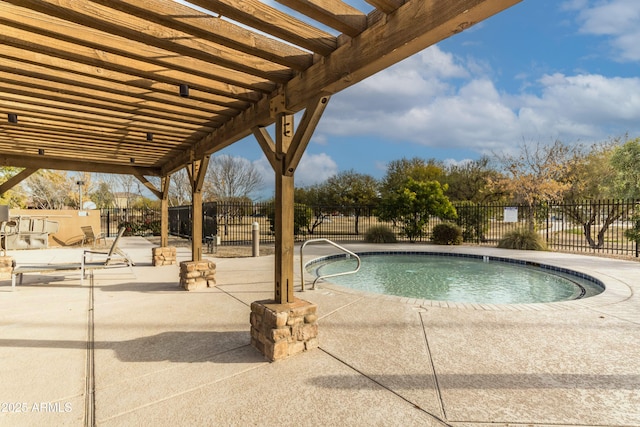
xmin=302 ymin=246 xmax=634 ymax=311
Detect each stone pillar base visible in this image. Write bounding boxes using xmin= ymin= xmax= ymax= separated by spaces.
xmin=250 ymin=298 xmax=318 ymax=361
xmin=179 ymin=260 xmax=216 ymax=291
xmin=152 ymin=246 xmax=177 ymax=266
xmin=0 ymin=256 xmax=14 ymax=280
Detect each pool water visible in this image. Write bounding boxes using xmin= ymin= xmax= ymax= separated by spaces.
xmin=309 ymin=254 xmax=604 ymax=304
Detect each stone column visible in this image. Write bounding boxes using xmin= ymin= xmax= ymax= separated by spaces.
xmin=250 ymin=298 xmax=318 ymax=361
xmin=179 ymin=260 xmax=216 ymax=291
xmin=152 ymin=246 xmax=176 ymax=266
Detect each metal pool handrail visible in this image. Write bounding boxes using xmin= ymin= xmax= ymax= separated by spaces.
xmin=300 ymin=238 xmax=361 ymax=291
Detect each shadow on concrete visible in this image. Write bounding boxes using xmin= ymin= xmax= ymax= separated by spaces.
xmin=308 ymin=373 xmax=640 ymax=390
xmin=0 ymin=331 xmax=255 ymax=363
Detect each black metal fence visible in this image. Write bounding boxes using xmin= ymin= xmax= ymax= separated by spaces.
xmin=100 ymin=207 xmax=161 ymax=237
xmin=102 ymin=199 xmax=639 ymax=257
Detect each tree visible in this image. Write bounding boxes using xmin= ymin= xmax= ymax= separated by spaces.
xmin=0 ymin=167 xmax=28 ymax=208
xmin=90 ymin=182 xmax=116 ymax=208
xmin=323 ymin=170 xmax=379 ymax=234
xmin=559 ymin=138 xmax=636 ymax=249
xmin=380 ymin=157 xmax=444 ymax=197
xmin=378 ymin=178 xmax=456 ymax=242
xmin=492 ymin=140 xmax=578 ymax=231
xmin=561 ymin=140 xmax=618 ymax=201
xmin=25 ymin=170 xmax=75 ymax=209
xmin=169 ymin=169 xmax=192 ymax=206
xmin=295 ymin=184 xmax=331 ymax=235
xmin=442 ymin=156 xmax=505 ymax=202
xmin=610 ymin=137 xmax=640 ymax=200
xmin=204 ymin=155 xmax=263 ymax=201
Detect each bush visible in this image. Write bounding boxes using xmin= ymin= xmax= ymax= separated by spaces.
xmin=431 ymin=223 xmax=463 ymax=245
xmin=497 ymin=228 xmax=547 ymax=250
xmin=365 ymin=225 xmax=397 ymax=243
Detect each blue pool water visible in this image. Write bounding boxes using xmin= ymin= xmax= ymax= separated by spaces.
xmin=307 ymin=253 xmax=604 ymax=304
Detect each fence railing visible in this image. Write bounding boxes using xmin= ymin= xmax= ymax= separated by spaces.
xmin=100 ymin=207 xmax=161 ymax=238
xmin=101 ymin=199 xmax=639 ymax=257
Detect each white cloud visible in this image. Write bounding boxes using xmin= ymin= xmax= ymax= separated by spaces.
xmin=574 ymin=0 xmax=640 ymax=61
xmin=325 ymin=46 xmax=467 ymax=122
xmin=253 ymin=152 xmax=338 ymax=195
xmin=317 ymin=49 xmax=640 ymax=158
xmin=295 ymin=153 xmax=338 ymax=187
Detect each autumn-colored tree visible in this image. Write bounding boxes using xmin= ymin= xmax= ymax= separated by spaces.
xmin=492 ymin=140 xmax=579 ymax=231
xmin=0 ymin=167 xmax=28 ymax=208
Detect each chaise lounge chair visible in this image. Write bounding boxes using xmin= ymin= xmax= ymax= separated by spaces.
xmin=11 ymin=227 xmax=134 ymax=290
xmin=81 ymin=225 xmax=106 ymax=247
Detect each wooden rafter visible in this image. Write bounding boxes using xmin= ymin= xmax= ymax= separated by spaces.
xmin=0 ymin=0 xmax=520 ymax=176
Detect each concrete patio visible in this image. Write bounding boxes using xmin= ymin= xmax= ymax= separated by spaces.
xmin=1 ymin=237 xmax=638 ymax=426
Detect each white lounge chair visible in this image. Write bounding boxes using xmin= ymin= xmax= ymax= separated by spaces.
xmin=11 ymin=227 xmax=134 ymax=290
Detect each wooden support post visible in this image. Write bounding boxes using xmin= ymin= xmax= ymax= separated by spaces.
xmin=189 ymin=156 xmax=210 ymax=262
xmin=192 ymin=190 xmax=203 ymax=261
xmin=273 ymin=113 xmax=295 ymax=303
xmin=255 ymin=95 xmax=331 ymax=304
xmin=160 ymin=176 xmax=170 ymax=248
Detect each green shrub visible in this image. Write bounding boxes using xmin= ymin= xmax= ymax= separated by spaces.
xmin=431 ymin=223 xmax=463 ymax=245
xmin=365 ymin=225 xmax=397 ymax=243
xmin=497 ymin=228 xmax=547 ymax=250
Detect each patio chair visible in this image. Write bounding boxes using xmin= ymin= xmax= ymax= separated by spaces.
xmin=11 ymin=227 xmax=134 ymax=290
xmin=81 ymin=225 xmax=106 ymax=247
xmin=82 ymin=226 xmax=135 ymax=268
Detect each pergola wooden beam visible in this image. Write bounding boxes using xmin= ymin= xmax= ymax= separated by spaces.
xmin=97 ymin=0 xmax=314 ymax=71
xmin=0 ymin=167 xmax=37 ymax=196
xmin=0 ymin=154 xmax=160 ymax=177
xmin=162 ymin=0 xmax=521 ymax=175
xmin=133 ymin=172 xmax=162 ymax=200
xmin=275 ymin=0 xmax=367 ymax=37
xmin=1 ymin=0 xmax=521 ymax=176
xmin=185 ymin=0 xmax=337 ymax=55
xmin=0 ymin=0 xmax=524 ymax=305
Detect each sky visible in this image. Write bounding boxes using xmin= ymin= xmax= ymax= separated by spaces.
xmin=194 ymin=0 xmax=640 ymax=199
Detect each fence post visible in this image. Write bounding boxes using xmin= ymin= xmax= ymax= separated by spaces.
xmin=546 ymin=203 xmax=550 ymax=245
xmin=252 ymin=222 xmax=260 ymax=257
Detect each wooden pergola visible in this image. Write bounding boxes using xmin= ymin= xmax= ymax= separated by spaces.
xmin=0 ymin=0 xmax=521 ymax=304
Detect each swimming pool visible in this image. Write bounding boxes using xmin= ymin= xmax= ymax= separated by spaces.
xmin=305 ymin=252 xmax=605 ymax=304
